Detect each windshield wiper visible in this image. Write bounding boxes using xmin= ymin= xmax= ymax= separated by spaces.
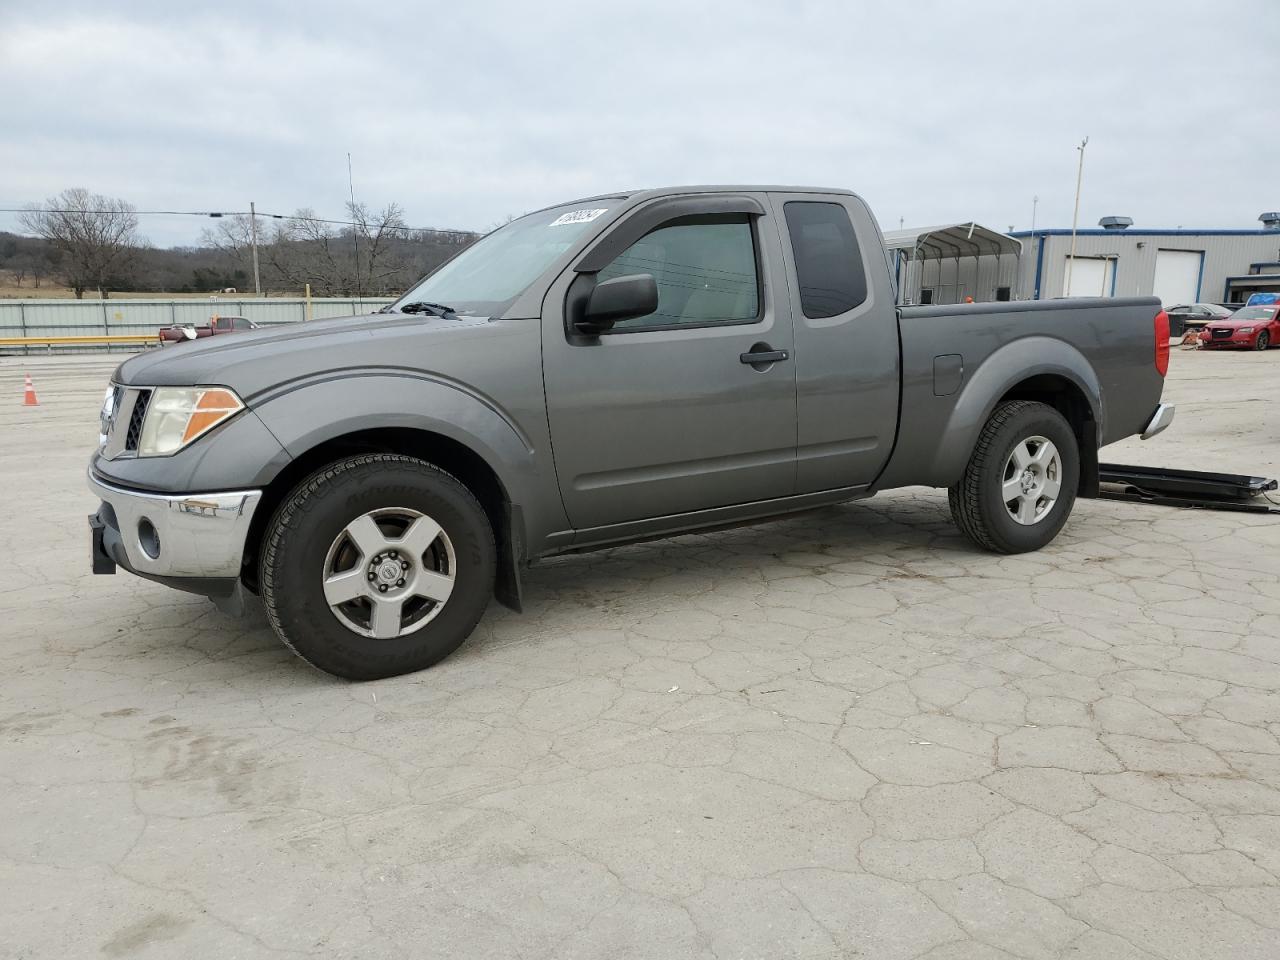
xmin=398 ymin=301 xmax=461 ymax=320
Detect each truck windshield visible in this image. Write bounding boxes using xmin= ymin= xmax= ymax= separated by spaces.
xmin=392 ymin=200 xmax=622 ymax=317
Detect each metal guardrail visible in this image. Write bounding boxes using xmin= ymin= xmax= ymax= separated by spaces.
xmin=0 ymin=296 xmax=395 ymax=354
xmin=0 ymin=334 xmax=158 ymax=346
xmin=0 ymin=334 xmax=160 ymax=352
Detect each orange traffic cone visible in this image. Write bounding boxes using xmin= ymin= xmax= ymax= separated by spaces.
xmin=22 ymin=373 xmax=38 ymax=406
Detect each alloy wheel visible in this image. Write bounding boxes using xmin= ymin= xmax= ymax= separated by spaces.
xmin=1001 ymin=436 xmax=1062 ymax=525
xmin=321 ymin=507 xmax=456 ymax=639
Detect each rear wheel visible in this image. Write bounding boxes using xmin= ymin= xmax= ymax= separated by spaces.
xmin=1255 ymin=331 xmax=1270 ymax=351
xmin=948 ymin=401 xmax=1080 ymax=554
xmin=260 ymin=454 xmax=495 ymax=680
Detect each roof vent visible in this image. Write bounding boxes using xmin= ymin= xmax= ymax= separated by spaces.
xmin=1260 ymin=212 xmax=1280 ymax=230
xmin=1098 ymin=216 xmax=1133 ymax=230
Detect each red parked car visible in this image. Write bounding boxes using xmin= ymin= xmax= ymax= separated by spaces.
xmin=1198 ymin=304 xmax=1280 ymax=350
xmin=158 ymin=314 xmax=258 ymax=346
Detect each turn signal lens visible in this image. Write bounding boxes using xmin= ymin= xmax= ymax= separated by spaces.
xmin=1154 ymin=310 xmax=1170 ymax=376
xmin=137 ymin=386 xmax=244 ymax=456
xmin=182 ymin=388 xmax=243 ymax=443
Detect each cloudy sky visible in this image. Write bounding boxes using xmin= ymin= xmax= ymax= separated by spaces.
xmin=2 ymin=0 xmax=1276 ymax=247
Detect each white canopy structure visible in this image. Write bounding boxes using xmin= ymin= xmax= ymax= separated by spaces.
xmin=882 ymin=223 xmax=1023 ymax=305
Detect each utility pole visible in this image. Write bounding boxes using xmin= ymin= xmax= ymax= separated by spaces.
xmin=249 ymin=201 xmax=262 ymax=297
xmin=1066 ymin=138 xmax=1088 ymax=296
xmin=348 ymin=152 xmax=361 ymax=299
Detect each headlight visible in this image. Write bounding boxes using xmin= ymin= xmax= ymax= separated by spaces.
xmin=1238 ymin=327 xmax=1254 ymax=334
xmin=138 ymin=386 xmax=244 ymax=456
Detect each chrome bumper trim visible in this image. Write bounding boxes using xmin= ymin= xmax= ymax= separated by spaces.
xmin=87 ymin=470 xmax=262 ymax=579
xmin=1140 ymin=403 xmax=1175 ymax=440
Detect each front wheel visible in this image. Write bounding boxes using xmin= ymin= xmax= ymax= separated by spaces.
xmin=1255 ymin=331 xmax=1270 ymax=351
xmin=260 ymin=454 xmax=496 ymax=680
xmin=948 ymin=400 xmax=1080 ymax=554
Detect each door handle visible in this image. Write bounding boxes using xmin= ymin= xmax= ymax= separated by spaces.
xmin=740 ymin=346 xmax=789 ymax=365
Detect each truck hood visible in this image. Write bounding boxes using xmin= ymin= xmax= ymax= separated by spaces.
xmin=1208 ymin=317 xmax=1269 ymax=329
xmin=113 ymin=312 xmax=502 ymax=398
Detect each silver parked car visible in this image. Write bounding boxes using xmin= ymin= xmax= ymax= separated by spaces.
xmin=1165 ymin=303 xmax=1233 ymax=332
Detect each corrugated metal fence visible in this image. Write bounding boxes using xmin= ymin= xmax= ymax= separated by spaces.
xmin=0 ymin=297 xmax=395 ymax=353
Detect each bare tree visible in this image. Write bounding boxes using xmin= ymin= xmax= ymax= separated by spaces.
xmin=201 ymin=202 xmax=475 ymax=297
xmin=200 ymin=214 xmax=254 ymax=262
xmin=12 ymin=247 xmax=58 ymax=289
xmin=346 ymin=202 xmax=411 ymax=295
xmin=268 ymin=208 xmax=349 ymax=295
xmin=18 ymin=188 xmax=140 ymax=298
xmin=248 ymin=204 xmax=412 ymax=296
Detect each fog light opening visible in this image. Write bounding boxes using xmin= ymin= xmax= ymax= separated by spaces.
xmin=138 ymin=517 xmax=161 ymax=560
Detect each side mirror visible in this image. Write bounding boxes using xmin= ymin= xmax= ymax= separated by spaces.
xmin=577 ymin=273 xmax=658 ymax=334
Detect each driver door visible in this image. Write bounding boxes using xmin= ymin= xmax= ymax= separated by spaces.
xmin=541 ymin=194 xmax=798 ymax=533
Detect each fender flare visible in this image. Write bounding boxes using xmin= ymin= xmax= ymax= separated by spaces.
xmin=245 ymin=372 xmax=561 ymax=612
xmin=927 ymin=337 xmax=1103 ymax=486
xmin=250 ymin=370 xmax=536 ymax=498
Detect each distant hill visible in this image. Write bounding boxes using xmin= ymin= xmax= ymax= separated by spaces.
xmin=0 ymin=226 xmax=479 ymax=299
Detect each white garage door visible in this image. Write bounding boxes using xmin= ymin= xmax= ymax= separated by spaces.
xmin=1152 ymin=249 xmax=1202 ymax=306
xmin=1063 ymin=256 xmax=1115 ymax=297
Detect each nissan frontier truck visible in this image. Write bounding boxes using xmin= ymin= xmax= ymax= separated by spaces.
xmin=89 ymin=185 xmax=1174 ymax=679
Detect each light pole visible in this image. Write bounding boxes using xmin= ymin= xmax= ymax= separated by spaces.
xmin=249 ymin=201 xmax=262 ymax=297
xmin=1031 ymin=195 xmax=1039 ymax=234
xmin=1065 ymin=138 xmax=1088 ymax=295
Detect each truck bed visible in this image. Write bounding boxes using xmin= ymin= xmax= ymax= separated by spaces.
xmin=875 ymin=296 xmax=1165 ymax=491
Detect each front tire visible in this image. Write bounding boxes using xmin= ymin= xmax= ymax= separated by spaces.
xmin=1255 ymin=331 xmax=1270 ymax=351
xmin=948 ymin=401 xmax=1080 ymax=554
xmin=260 ymin=454 xmax=496 ymax=680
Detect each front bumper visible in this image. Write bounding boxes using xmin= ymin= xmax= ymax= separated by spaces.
xmin=1199 ymin=331 xmax=1254 ymax=347
xmin=87 ymin=469 xmax=262 ymax=594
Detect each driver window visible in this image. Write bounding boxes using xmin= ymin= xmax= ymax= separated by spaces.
xmin=596 ymin=215 xmax=759 ymax=331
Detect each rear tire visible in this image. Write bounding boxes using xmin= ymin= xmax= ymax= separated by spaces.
xmin=260 ymin=454 xmax=496 ymax=680
xmin=948 ymin=401 xmax=1080 ymax=554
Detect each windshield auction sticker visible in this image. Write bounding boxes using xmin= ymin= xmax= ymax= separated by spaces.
xmin=550 ymin=208 xmax=609 ymax=226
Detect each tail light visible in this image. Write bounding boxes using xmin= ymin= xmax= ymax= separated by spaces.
xmin=1154 ymin=310 xmax=1170 ymax=376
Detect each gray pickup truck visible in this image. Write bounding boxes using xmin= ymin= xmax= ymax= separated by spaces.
xmin=89 ymin=185 xmax=1174 ymax=679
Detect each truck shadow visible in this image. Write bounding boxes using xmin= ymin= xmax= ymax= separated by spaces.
xmin=463 ymin=490 xmax=975 ymax=661
xmin=524 ymin=490 xmax=963 ymax=588
xmin=108 ymin=490 xmax=967 ymax=683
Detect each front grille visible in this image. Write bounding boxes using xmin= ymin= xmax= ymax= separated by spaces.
xmin=1211 ymin=328 xmax=1233 ymax=339
xmin=125 ymin=389 xmax=151 ymax=451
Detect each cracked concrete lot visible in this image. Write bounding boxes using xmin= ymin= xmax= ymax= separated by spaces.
xmin=1 ymin=347 xmax=1279 ymax=960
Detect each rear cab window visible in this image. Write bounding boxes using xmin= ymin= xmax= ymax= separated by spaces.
xmin=782 ymin=201 xmax=868 ymax=318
